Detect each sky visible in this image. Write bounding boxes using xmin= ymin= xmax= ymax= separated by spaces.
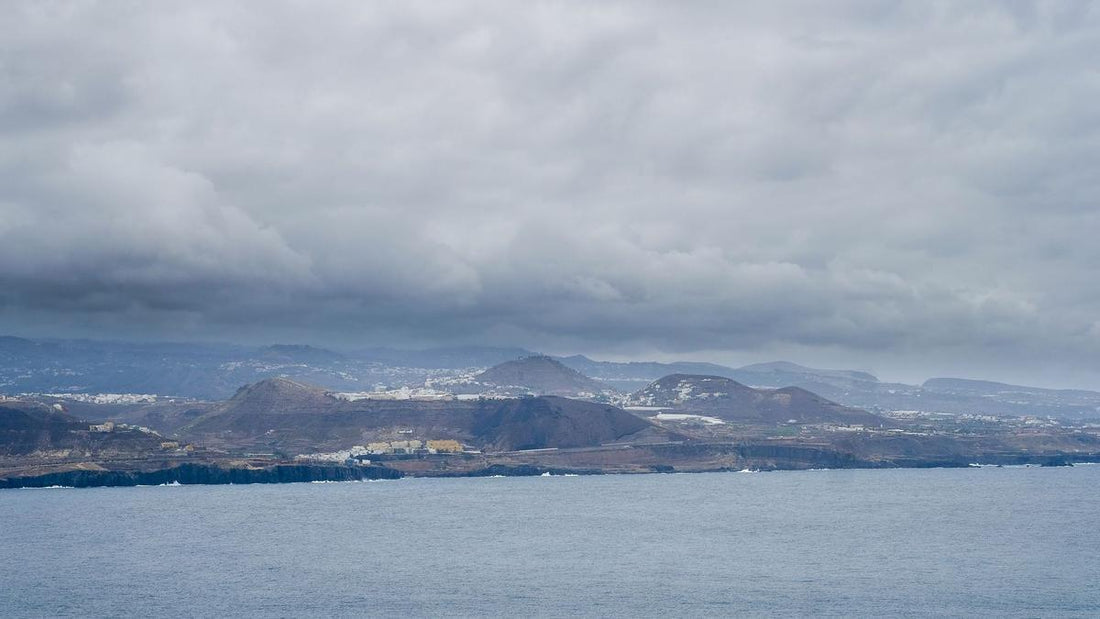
xmin=1 ymin=1 xmax=1099 ymax=388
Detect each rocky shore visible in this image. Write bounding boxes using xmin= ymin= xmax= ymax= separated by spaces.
xmin=3 ymin=447 xmax=1098 ymax=489
xmin=0 ymin=462 xmax=401 ymax=489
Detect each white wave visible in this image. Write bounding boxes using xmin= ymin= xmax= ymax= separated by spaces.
xmin=18 ymin=485 xmax=76 ymax=490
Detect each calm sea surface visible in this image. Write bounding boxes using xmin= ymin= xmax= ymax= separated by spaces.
xmin=2 ymin=466 xmax=1099 ymax=617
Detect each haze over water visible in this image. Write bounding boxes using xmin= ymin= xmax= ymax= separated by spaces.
xmin=4 ymin=466 xmax=1098 ymax=617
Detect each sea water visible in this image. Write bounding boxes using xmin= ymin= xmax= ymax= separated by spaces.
xmin=2 ymin=466 xmax=1099 ymax=617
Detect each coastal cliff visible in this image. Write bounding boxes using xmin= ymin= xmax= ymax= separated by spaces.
xmin=0 ymin=462 xmax=401 ymax=489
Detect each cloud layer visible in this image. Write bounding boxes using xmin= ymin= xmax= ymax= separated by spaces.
xmin=2 ymin=1 xmax=1099 ymax=385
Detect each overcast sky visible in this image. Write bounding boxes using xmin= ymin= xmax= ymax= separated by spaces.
xmin=2 ymin=1 xmax=1099 ymax=387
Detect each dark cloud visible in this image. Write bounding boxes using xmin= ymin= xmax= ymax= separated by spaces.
xmin=2 ymin=1 xmax=1100 ymax=387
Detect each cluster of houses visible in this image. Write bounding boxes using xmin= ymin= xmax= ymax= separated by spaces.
xmin=88 ymin=420 xmax=160 ymax=434
xmin=85 ymin=420 xmax=196 ymax=451
xmin=87 ymin=420 xmax=162 ymax=435
xmin=332 ymin=388 xmax=508 ymax=402
xmin=295 ymin=439 xmax=468 ymax=465
xmin=45 ymin=393 xmax=161 ymax=405
xmin=365 ymin=439 xmax=464 ymax=455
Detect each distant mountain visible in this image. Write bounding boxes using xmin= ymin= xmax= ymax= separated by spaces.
xmin=632 ymin=374 xmax=759 ymax=410
xmin=0 ymin=337 xmax=511 ymax=399
xmin=256 ymin=345 xmax=346 ymax=364
xmin=0 ymin=337 xmax=253 ymax=398
xmin=736 ymin=361 xmax=879 ymax=385
xmin=555 ymin=355 xmax=738 ymax=391
xmin=0 ymin=336 xmax=45 ymax=359
xmin=923 ymin=377 xmax=1100 ymax=400
xmin=631 ymin=374 xmax=886 ymax=426
xmin=475 ymin=356 xmax=611 ymax=396
xmin=4 ymin=336 xmax=1100 ymax=420
xmin=565 ymin=356 xmax=1100 ymax=420
xmin=353 ymin=346 xmax=536 ymax=369
xmin=225 ymin=377 xmax=334 ymax=415
xmin=555 ymin=356 xmax=881 ymax=393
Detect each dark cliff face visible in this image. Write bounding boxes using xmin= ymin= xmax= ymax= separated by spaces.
xmin=0 ymin=462 xmax=401 ymax=489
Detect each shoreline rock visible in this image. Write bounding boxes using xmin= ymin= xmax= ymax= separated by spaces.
xmin=0 ymin=462 xmax=401 ymax=489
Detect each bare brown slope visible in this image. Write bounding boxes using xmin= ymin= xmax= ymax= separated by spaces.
xmin=223 ymin=377 xmax=334 ymax=415
xmin=181 ymin=377 xmax=345 ymax=439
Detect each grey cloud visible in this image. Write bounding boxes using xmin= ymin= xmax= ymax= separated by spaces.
xmin=1 ymin=1 xmax=1099 ymax=386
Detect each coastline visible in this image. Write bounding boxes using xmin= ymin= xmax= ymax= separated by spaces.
xmin=4 ymin=450 xmax=1099 ymax=490
xmin=0 ymin=462 xmax=400 ymax=490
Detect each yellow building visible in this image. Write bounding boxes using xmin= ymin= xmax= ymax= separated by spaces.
xmin=427 ymin=439 xmax=463 ymax=453
xmin=367 ymin=442 xmax=391 ymax=454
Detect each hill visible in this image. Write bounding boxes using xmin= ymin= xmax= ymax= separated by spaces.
xmin=555 ymin=355 xmax=739 ymax=391
xmin=179 ymin=378 xmax=665 ymax=454
xmin=0 ymin=400 xmax=165 ymax=458
xmin=224 ymin=377 xmax=334 ymax=415
xmin=736 ymin=361 xmax=879 ymax=385
xmin=474 ymin=356 xmax=611 ymax=396
xmin=554 ymin=356 xmax=881 ymax=393
xmin=922 ymin=377 xmax=1100 ymax=400
xmin=632 ymin=374 xmax=760 ymax=410
xmin=5 ymin=335 xmax=1099 ymax=420
xmin=181 ymin=378 xmax=345 ymax=440
xmin=353 ymin=346 xmax=536 ymax=369
xmin=631 ymin=374 xmax=886 ymax=426
xmin=256 ymin=344 xmax=346 ymax=364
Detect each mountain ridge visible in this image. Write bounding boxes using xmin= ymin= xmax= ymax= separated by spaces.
xmin=3 ymin=335 xmax=1100 ymax=420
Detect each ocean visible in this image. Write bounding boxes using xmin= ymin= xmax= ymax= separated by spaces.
xmin=2 ymin=466 xmax=1098 ymax=617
